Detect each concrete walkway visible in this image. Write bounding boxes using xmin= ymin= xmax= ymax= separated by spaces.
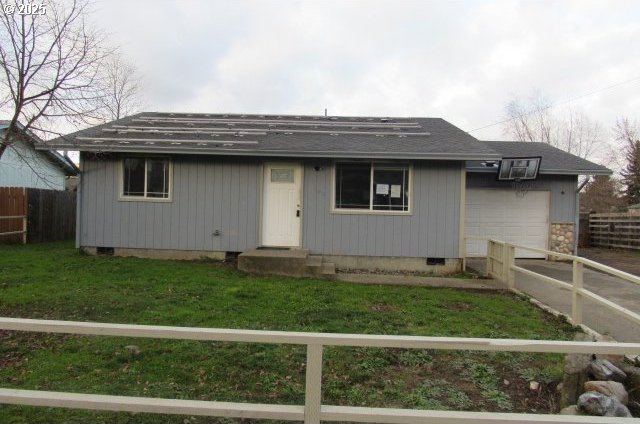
xmin=467 ymin=258 xmax=640 ymax=342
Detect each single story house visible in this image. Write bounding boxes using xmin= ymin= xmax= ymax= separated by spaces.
xmin=1 ymin=120 xmax=78 ymax=190
xmin=42 ymin=113 xmax=610 ymax=273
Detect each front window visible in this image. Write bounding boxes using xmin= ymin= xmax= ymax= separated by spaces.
xmin=335 ymin=162 xmax=410 ymax=212
xmin=122 ymin=157 xmax=170 ymax=199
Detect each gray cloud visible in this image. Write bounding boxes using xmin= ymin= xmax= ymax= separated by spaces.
xmin=93 ymin=0 xmax=640 ymax=143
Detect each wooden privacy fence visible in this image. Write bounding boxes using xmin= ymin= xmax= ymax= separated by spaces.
xmin=589 ymin=212 xmax=640 ymax=250
xmin=0 ymin=187 xmax=75 ymax=243
xmin=0 ymin=187 xmax=27 ymax=243
xmin=0 ymin=317 xmax=639 ymax=424
xmin=486 ymin=239 xmax=640 ymax=328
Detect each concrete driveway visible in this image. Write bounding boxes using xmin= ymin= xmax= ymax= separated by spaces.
xmin=467 ymin=258 xmax=640 ymax=342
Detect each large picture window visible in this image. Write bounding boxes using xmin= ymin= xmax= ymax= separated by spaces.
xmin=122 ymin=157 xmax=171 ymax=200
xmin=334 ymin=162 xmax=410 ymax=212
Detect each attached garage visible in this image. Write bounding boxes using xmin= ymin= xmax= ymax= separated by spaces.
xmin=465 ymin=141 xmax=613 ymax=260
xmin=465 ymin=189 xmax=549 ymax=258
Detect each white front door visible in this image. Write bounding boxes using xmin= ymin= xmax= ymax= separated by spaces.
xmin=261 ymin=163 xmax=302 ymax=247
xmin=465 ymin=189 xmax=550 ymax=258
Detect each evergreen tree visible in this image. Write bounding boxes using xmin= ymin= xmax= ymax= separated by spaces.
xmin=621 ymin=139 xmax=640 ymax=205
xmin=614 ymin=119 xmax=640 ymax=205
xmin=580 ymin=176 xmax=624 ymax=212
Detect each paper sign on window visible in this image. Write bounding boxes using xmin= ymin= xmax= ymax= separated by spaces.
xmin=376 ymin=184 xmax=389 ymax=195
xmin=390 ymin=185 xmax=402 ymax=198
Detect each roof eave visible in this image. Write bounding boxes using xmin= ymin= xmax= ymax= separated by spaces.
xmin=466 ymin=167 xmax=612 ymax=176
xmin=37 ymin=145 xmax=501 ymax=161
xmin=538 ymin=168 xmax=612 ymax=176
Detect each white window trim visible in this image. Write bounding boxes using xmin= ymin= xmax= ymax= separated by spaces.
xmin=118 ymin=156 xmax=173 ymax=202
xmin=330 ymin=161 xmax=413 ymax=215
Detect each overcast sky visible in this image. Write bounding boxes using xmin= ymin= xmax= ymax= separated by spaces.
xmin=92 ymin=0 xmax=640 ymax=140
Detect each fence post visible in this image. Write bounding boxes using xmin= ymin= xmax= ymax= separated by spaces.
xmin=572 ymin=260 xmax=584 ymax=325
xmin=304 ymin=344 xmax=323 ymax=424
xmin=506 ymin=244 xmax=515 ymax=289
xmin=22 ymin=216 xmax=27 ymax=244
xmin=22 ymin=187 xmax=27 ymax=244
xmin=486 ymin=240 xmax=493 ymax=277
xmin=501 ymin=243 xmax=509 ymax=285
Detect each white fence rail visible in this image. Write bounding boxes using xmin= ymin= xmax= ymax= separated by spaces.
xmin=486 ymin=239 xmax=640 ymax=327
xmin=0 ymin=215 xmax=27 ymax=244
xmin=1 ymin=317 xmax=639 ymax=423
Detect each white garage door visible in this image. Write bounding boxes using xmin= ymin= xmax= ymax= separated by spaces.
xmin=465 ymin=189 xmax=549 ymax=259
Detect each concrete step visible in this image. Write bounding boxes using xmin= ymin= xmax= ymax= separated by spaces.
xmin=238 ymin=249 xmax=337 ymax=279
xmin=238 ymin=248 xmax=310 ymax=277
xmin=306 ymin=255 xmax=323 ymax=268
xmin=320 ymin=262 xmax=336 ymax=277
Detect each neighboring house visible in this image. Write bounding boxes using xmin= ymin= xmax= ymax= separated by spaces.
xmin=42 ymin=113 xmax=610 ymax=272
xmin=0 ymin=121 xmax=78 ymax=190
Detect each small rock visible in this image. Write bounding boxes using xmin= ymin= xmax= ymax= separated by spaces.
xmin=530 ymin=381 xmax=540 ymax=391
xmin=560 ymin=405 xmax=580 ymax=415
xmin=620 ymin=363 xmax=640 ymax=405
xmin=578 ymin=391 xmax=632 ymax=417
xmin=590 ymin=359 xmax=627 ymax=382
xmin=556 ymin=382 xmax=563 ymax=393
xmin=124 ymin=345 xmax=141 ymax=356
xmin=561 ymin=338 xmax=593 ymax=408
xmin=584 ymin=380 xmax=628 ymax=405
xmin=503 ymin=379 xmax=510 ymax=386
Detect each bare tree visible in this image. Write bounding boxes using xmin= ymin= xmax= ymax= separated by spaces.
xmin=96 ymin=53 xmax=142 ymax=121
xmin=503 ymin=93 xmax=603 ymax=160
xmin=0 ymin=0 xmax=108 ymax=159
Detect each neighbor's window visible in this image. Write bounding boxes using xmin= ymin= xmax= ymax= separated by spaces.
xmin=122 ymin=157 xmax=170 ymax=199
xmin=335 ymin=162 xmax=410 ymax=212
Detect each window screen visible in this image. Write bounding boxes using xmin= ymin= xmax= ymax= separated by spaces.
xmin=335 ymin=162 xmax=371 ymax=209
xmin=373 ymin=167 xmax=409 ymax=211
xmin=335 ymin=162 xmax=410 ymax=212
xmin=123 ymin=158 xmax=145 ymax=197
xmin=122 ymin=157 xmax=170 ymax=199
xmin=147 ymin=159 xmax=170 ymax=198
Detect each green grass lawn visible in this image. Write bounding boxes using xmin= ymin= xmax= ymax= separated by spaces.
xmin=0 ymin=242 xmax=576 ymax=423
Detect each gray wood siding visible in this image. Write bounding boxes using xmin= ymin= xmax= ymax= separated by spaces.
xmin=466 ymin=173 xmax=578 ymax=223
xmin=78 ymin=155 xmax=261 ymax=251
xmin=302 ymin=161 xmax=463 ymax=258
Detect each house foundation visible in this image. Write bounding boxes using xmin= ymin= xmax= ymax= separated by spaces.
xmin=323 ymin=255 xmax=463 ymax=274
xmin=81 ymin=246 xmax=226 ymax=261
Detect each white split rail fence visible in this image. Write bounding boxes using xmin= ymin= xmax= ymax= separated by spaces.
xmin=1 ymin=317 xmax=640 ymax=423
xmin=485 ymin=239 xmax=640 ymax=328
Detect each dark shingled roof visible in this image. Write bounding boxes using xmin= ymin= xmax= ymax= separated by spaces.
xmin=37 ymin=113 xmax=611 ymax=175
xmin=38 ymin=112 xmax=500 ymax=161
xmin=467 ymin=141 xmax=612 ymax=175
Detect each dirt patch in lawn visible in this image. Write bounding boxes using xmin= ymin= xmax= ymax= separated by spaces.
xmin=329 ymin=349 xmax=565 ymax=414
xmin=445 ymin=301 xmax=475 ymax=312
xmin=369 ymin=303 xmax=397 ymax=312
xmin=0 ymin=331 xmax=27 ymax=369
xmin=579 ymin=247 xmax=640 ymax=276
